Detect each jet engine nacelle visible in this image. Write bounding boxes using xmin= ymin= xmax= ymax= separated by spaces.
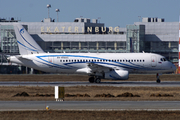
xmin=105 ymin=70 xmax=129 ymax=80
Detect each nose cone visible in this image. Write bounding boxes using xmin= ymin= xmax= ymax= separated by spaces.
xmin=172 ymin=64 xmax=176 ymax=72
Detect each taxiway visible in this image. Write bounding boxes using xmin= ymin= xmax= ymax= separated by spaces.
xmin=0 ymin=101 xmax=180 ymax=111
xmin=0 ymin=81 xmax=180 ymax=87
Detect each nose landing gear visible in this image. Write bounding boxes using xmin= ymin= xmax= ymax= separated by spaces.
xmin=156 ymin=73 xmax=161 ymax=83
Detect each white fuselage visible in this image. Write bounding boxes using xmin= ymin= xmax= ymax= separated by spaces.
xmin=9 ymin=52 xmax=176 ymax=75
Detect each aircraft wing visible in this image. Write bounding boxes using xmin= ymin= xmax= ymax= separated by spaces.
xmin=87 ymin=62 xmax=121 ymax=73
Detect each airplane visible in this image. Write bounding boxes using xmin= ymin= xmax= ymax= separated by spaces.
xmin=8 ymin=24 xmax=176 ymax=83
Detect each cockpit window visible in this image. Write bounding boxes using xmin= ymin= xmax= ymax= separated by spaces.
xmin=160 ymin=58 xmax=167 ymax=61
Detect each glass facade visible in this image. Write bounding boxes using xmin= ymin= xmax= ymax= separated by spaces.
xmin=0 ymin=25 xmax=18 ymax=53
xmin=144 ymin=41 xmax=178 ymax=62
xmin=126 ymin=25 xmax=145 ymax=53
xmin=39 ymin=41 xmax=126 ymax=53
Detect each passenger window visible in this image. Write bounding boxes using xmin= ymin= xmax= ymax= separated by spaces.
xmin=137 ymin=60 xmax=139 ymax=62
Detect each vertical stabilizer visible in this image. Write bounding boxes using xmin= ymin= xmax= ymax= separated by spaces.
xmin=14 ymin=24 xmax=44 ymax=55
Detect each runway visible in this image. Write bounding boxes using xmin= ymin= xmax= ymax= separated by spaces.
xmin=0 ymin=81 xmax=180 ymax=87
xmin=0 ymin=101 xmax=180 ymax=111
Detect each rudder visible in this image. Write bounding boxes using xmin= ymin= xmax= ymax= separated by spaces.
xmin=14 ymin=24 xmax=44 ymax=55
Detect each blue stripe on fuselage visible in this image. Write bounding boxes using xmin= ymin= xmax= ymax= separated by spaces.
xmin=34 ymin=54 xmax=160 ymax=71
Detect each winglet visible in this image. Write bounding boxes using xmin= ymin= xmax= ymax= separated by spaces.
xmin=14 ymin=24 xmax=44 ymax=55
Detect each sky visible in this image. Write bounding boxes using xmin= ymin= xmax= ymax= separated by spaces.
xmin=0 ymin=0 xmax=179 ymax=27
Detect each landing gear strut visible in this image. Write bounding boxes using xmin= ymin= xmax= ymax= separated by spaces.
xmin=156 ymin=73 xmax=161 ymax=83
xmin=88 ymin=76 xmax=101 ymax=83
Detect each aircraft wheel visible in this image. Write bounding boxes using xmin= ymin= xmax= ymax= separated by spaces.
xmin=156 ymin=79 xmax=161 ymax=83
xmin=156 ymin=73 xmax=161 ymax=83
xmin=95 ymin=78 xmax=101 ymax=83
xmin=89 ymin=77 xmax=95 ymax=83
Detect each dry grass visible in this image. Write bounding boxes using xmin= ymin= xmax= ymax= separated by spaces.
xmin=0 ymin=86 xmax=180 ymax=101
xmin=1 ymin=110 xmax=180 ymax=120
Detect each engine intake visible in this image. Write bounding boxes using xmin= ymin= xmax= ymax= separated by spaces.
xmin=105 ymin=70 xmax=129 ymax=80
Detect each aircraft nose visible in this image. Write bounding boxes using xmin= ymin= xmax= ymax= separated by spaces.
xmin=171 ymin=64 xmax=176 ymax=72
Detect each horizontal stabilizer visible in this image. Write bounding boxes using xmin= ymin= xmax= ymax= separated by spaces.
xmin=15 ymin=55 xmax=32 ymax=61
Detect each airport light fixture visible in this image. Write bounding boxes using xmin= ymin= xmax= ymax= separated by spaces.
xmin=47 ymin=4 xmax=51 ymax=18
xmin=56 ymin=9 xmax=60 ymax=22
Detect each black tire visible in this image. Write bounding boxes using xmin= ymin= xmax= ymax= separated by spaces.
xmin=156 ymin=79 xmax=161 ymax=83
xmin=95 ymin=78 xmax=101 ymax=83
xmin=89 ymin=77 xmax=94 ymax=83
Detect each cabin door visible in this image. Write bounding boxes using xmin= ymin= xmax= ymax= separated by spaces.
xmin=151 ymin=56 xmax=156 ymax=67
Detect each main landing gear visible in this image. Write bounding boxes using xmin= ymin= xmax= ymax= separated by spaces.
xmin=156 ymin=73 xmax=161 ymax=83
xmin=89 ymin=76 xmax=101 ymax=83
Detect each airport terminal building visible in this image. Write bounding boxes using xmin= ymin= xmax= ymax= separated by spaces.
xmin=0 ymin=17 xmax=179 ymax=73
